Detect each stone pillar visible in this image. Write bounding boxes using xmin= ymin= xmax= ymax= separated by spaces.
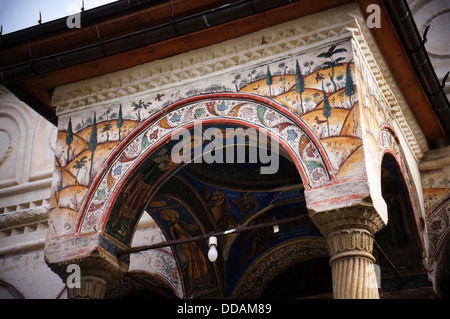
xmin=327 ymin=227 xmax=379 ymax=298
xmin=48 ymin=251 xmax=126 ymax=299
xmin=71 ymin=255 xmax=125 ymax=299
xmin=311 ymin=205 xmax=385 ymax=299
xmin=68 ymin=276 xmax=108 ymax=299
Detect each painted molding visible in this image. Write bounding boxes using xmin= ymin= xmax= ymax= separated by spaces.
xmin=51 ymin=4 xmax=427 ymax=163
xmin=76 ymin=94 xmax=332 ymax=235
xmin=52 ymin=5 xmax=356 ymax=116
xmin=348 ymin=13 xmax=427 ymax=161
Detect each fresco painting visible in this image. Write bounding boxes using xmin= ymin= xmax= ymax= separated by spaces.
xmin=76 ymin=95 xmax=334 ymax=235
xmin=50 ymin=39 xmax=409 ymax=245
xmin=45 ymin=38 xmax=428 ymax=298
xmin=146 ymin=169 xmax=316 ymax=297
xmin=375 ymin=154 xmax=424 ymax=274
xmin=128 ymin=221 xmax=184 ymax=298
xmin=50 ymin=108 xmax=140 ymax=235
xmin=225 ymin=200 xmax=320 ymax=294
xmin=145 ymin=196 xmax=220 ymax=298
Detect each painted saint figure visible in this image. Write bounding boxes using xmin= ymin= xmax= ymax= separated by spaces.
xmin=161 ymin=209 xmax=209 ymax=294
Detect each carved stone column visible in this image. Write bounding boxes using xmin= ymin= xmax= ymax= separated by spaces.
xmin=68 ymin=276 xmax=108 ymax=299
xmin=70 ymin=254 xmax=125 ymax=299
xmin=311 ymin=205 xmax=385 ymax=299
xmin=327 ymin=228 xmax=379 ymax=298
xmin=48 ymin=250 xmax=127 ymax=299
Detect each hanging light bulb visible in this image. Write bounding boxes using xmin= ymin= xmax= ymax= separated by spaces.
xmin=208 ymin=236 xmax=218 ymax=262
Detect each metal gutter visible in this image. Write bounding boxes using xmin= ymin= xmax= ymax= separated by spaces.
xmin=384 ymin=0 xmax=450 ymax=143
xmin=0 ymin=0 xmax=295 ymax=83
xmin=1 ymin=0 xmax=448 ymax=138
xmin=0 ymin=0 xmax=166 ymax=48
xmin=0 ymin=0 xmax=295 ymax=123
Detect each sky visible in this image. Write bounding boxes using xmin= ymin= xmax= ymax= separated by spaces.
xmin=0 ymin=0 xmax=117 ymax=34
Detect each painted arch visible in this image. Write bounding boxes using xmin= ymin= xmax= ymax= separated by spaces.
xmin=75 ymin=93 xmax=334 ymax=239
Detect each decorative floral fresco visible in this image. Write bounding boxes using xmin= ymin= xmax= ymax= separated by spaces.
xmin=48 ymin=38 xmax=423 ymax=296
xmin=50 ymin=37 xmax=418 ymax=238
xmin=51 ymin=40 xmax=362 ymax=236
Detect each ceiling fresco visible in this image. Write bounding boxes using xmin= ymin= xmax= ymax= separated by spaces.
xmin=101 ymin=129 xmax=321 ymax=298
xmin=137 ymin=159 xmax=322 ymax=298
xmin=51 ymin=40 xmax=361 ymax=240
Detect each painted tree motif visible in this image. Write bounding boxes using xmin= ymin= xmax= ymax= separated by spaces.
xmin=344 ymin=59 xmax=355 ymax=108
xmin=295 ymin=60 xmax=305 ymax=114
xmin=303 ymin=61 xmax=314 ymax=74
xmin=102 ymin=122 xmax=112 ymax=142
xmin=117 ymin=104 xmax=123 ymax=141
xmin=266 ymin=66 xmax=273 ymax=97
xmin=317 ymin=45 xmax=347 ymax=92
xmin=322 ymin=82 xmax=331 ymax=136
xmin=73 ymin=156 xmax=88 ymax=185
xmin=279 ymin=62 xmax=288 ymax=93
xmin=65 ymin=117 xmax=73 ymax=165
xmin=88 ymin=113 xmax=98 ymax=185
xmin=132 ymin=99 xmax=152 ymax=122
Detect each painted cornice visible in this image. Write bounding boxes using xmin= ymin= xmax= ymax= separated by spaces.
xmin=52 ymin=4 xmax=427 ymax=161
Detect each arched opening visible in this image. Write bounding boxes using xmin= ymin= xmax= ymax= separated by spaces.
xmin=260 ymin=257 xmax=332 ymax=299
xmin=374 ymin=154 xmax=431 ymax=296
xmin=117 ymin=125 xmax=329 ymax=298
xmin=75 ymin=94 xmax=334 ymax=298
xmin=429 ymin=194 xmax=450 ymax=299
xmin=104 ymin=123 xmax=329 ymax=298
xmin=77 ymin=94 xmax=333 ymax=238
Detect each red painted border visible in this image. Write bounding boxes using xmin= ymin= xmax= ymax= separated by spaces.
xmin=379 ymin=128 xmax=426 ymax=254
xmin=75 ymin=93 xmax=334 ymax=234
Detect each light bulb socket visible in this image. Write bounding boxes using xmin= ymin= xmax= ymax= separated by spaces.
xmin=208 ymin=236 xmax=217 ymax=247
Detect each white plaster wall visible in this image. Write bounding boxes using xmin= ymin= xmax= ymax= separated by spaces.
xmin=0 ymin=87 xmax=57 ymax=210
xmin=0 ymin=248 xmax=66 ymax=299
xmin=0 ymin=86 xmax=60 ymax=298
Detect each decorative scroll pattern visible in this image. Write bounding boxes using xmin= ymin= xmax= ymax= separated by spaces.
xmin=79 ymin=97 xmax=331 ymax=234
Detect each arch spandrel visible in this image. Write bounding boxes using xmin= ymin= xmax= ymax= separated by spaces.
xmin=77 ymin=94 xmax=334 ymax=238
xmin=46 ymin=38 xmax=412 ymax=275
xmin=48 ymin=40 xmax=380 ymax=247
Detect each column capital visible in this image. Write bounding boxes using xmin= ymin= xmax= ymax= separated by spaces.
xmin=68 ymin=276 xmax=108 ymax=299
xmin=310 ymin=204 xmax=386 ymax=237
xmin=326 ymin=228 xmax=375 ymax=264
xmin=47 ymin=251 xmax=126 ymax=299
xmin=310 ymin=204 xmax=385 ymax=299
